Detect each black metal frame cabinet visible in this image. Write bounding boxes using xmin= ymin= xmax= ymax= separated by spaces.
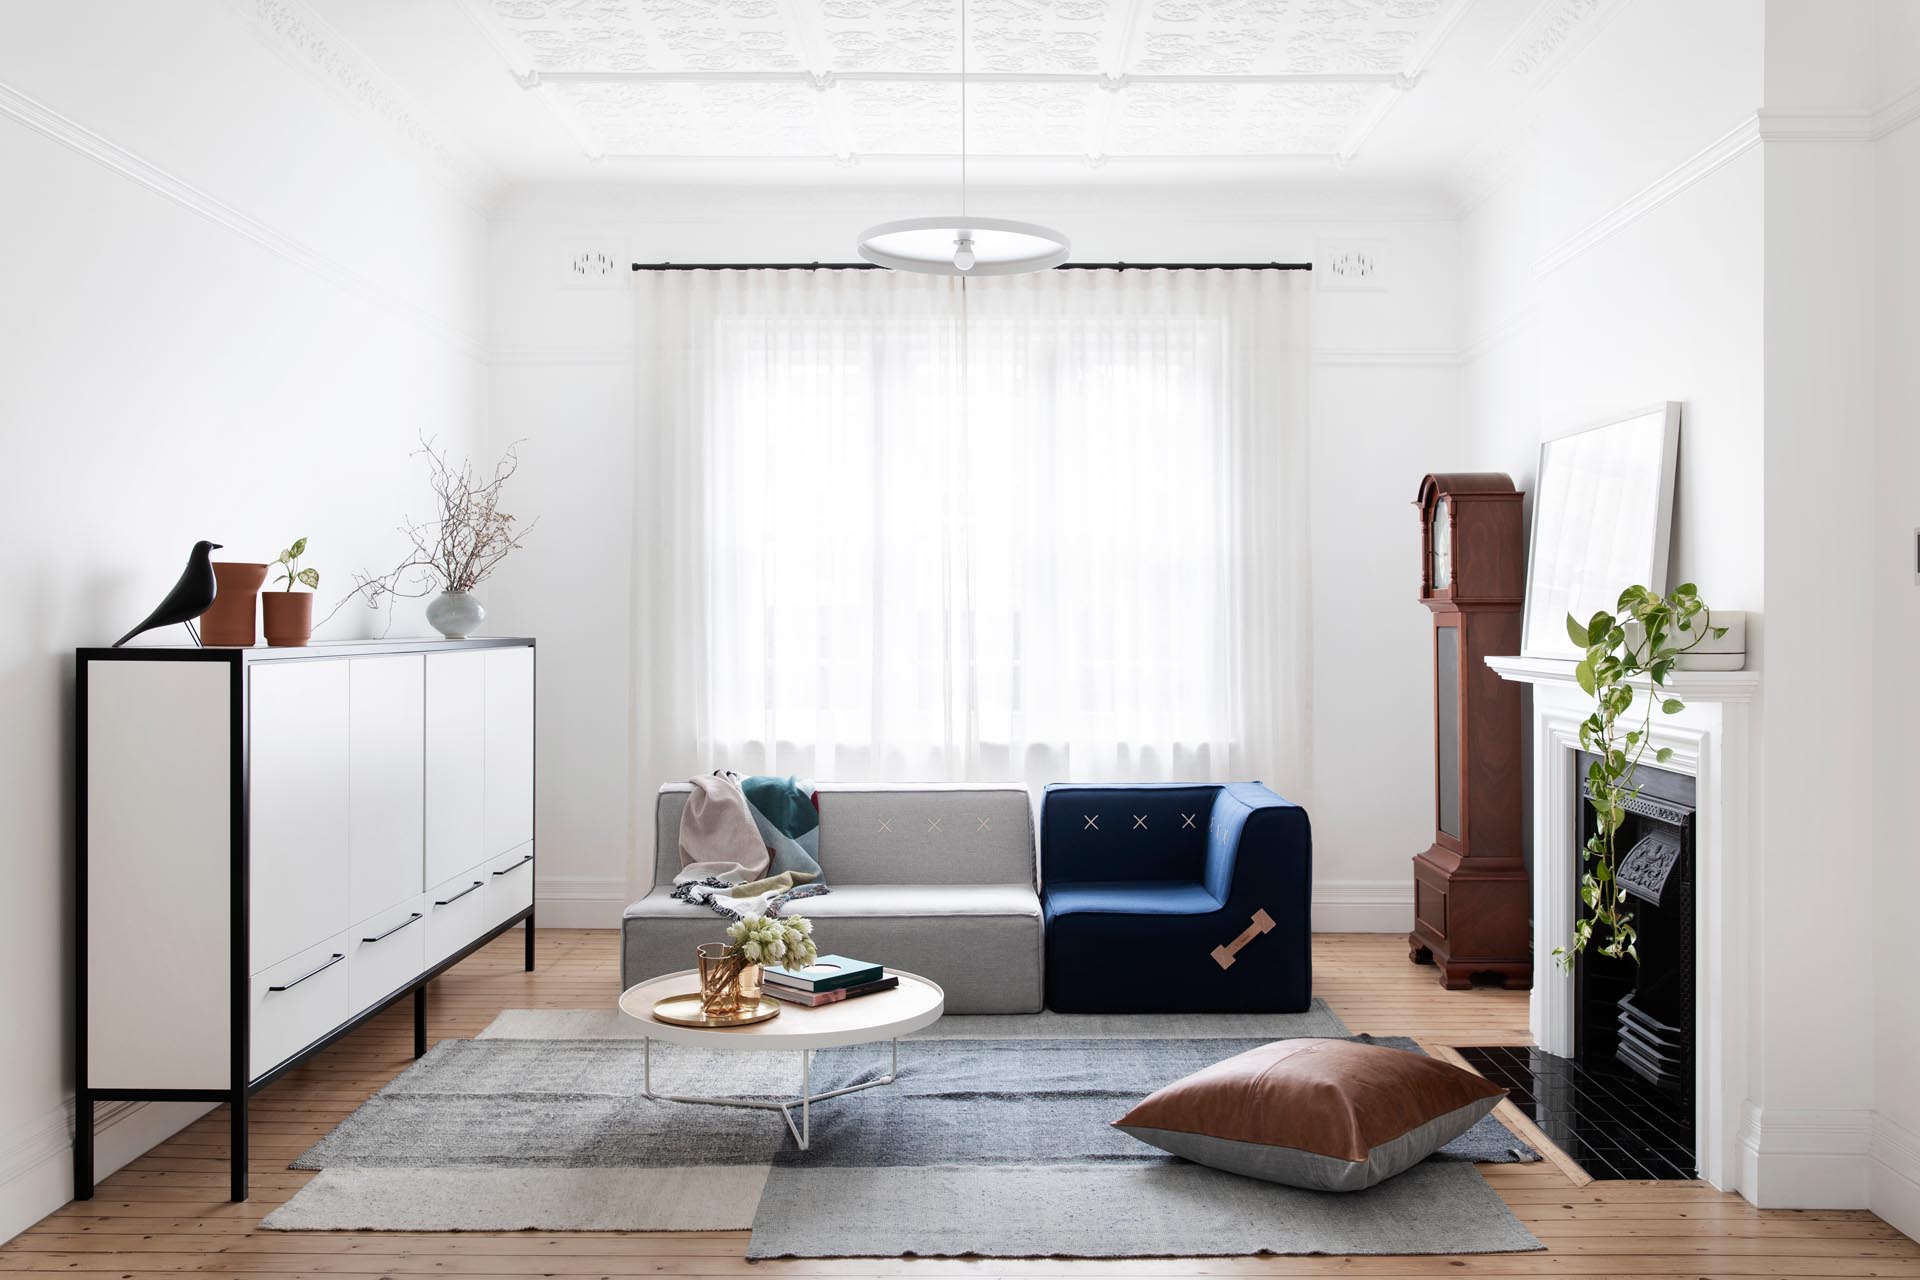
xmin=74 ymin=637 xmax=536 ymax=1201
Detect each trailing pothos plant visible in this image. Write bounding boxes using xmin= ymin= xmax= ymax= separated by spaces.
xmin=1559 ymin=583 xmax=1727 ymax=969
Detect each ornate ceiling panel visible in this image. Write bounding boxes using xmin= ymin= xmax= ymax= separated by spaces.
xmin=475 ymin=0 xmax=1457 ymax=162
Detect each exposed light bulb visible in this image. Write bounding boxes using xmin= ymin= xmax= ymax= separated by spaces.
xmin=953 ymin=237 xmax=976 ymax=272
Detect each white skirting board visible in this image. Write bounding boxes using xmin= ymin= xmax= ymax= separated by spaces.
xmin=535 ymin=878 xmax=630 ymax=929
xmin=0 ymin=1096 xmax=212 ymax=1245
xmin=535 ymin=880 xmax=1414 ymax=934
xmin=1311 ymin=880 xmax=1414 ymax=933
xmin=1872 ymin=1114 xmax=1920 ymax=1242
xmin=1736 ymin=1104 xmax=1875 ymax=1209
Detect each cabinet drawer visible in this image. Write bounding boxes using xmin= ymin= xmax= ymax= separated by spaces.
xmin=425 ymin=868 xmax=489 ymax=970
xmin=251 ymin=933 xmax=351 ymax=1082
xmin=349 ymin=896 xmax=428 ymax=1018
xmin=484 ymin=844 xmax=534 ymax=931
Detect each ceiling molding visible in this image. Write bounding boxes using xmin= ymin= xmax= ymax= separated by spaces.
xmin=1757 ymin=82 xmax=1920 ymax=144
xmin=0 ymin=76 xmax=487 ymax=362
xmin=1532 ymin=115 xmax=1760 ymax=278
xmin=1490 ymin=0 xmax=1622 ymax=81
xmin=227 ymin=0 xmax=498 ymax=207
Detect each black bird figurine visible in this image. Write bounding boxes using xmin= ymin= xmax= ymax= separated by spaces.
xmin=112 ymin=541 xmax=223 ymax=648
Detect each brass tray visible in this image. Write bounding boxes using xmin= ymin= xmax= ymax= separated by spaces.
xmin=650 ymin=993 xmax=783 ymax=1029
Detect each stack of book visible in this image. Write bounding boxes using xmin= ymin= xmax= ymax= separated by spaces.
xmin=761 ymin=955 xmax=898 ymax=1007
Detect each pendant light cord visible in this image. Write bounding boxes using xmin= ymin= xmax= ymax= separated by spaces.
xmin=959 ymin=0 xmax=967 ymax=219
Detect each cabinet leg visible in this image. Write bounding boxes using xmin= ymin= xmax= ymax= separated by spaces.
xmin=524 ymin=911 xmax=535 ymax=972
xmin=73 ymin=1090 xmax=94 ymax=1201
xmin=414 ymin=984 xmax=428 ymax=1058
xmin=229 ymin=1089 xmax=247 ymax=1202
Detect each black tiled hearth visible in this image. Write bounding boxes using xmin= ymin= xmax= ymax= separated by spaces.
xmin=1457 ymin=1045 xmax=1697 ymax=1181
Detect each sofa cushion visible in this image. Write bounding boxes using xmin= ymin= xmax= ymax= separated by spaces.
xmin=1041 ymin=784 xmax=1221 ymax=884
xmin=1042 ymin=881 xmax=1222 ymax=919
xmin=621 ymin=885 xmax=1043 ymax=1014
xmin=624 ymin=882 xmax=1041 ymax=922
xmin=653 ymin=784 xmax=1035 ymax=887
xmin=1113 ymin=1038 xmax=1505 ymax=1192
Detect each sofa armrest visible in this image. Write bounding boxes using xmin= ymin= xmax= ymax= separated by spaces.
xmin=1203 ymin=783 xmax=1312 ymax=925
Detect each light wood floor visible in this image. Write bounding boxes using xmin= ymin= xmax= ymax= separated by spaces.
xmin=7 ymin=929 xmax=1916 ymax=1277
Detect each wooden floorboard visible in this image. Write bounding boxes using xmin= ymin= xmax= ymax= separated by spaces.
xmin=8 ymin=928 xmax=1914 ymax=1277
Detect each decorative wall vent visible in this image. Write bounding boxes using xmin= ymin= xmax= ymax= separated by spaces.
xmin=1317 ymin=242 xmax=1387 ymax=291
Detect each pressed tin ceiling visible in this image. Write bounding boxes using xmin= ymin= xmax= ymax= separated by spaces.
xmin=465 ymin=0 xmax=1461 ymax=165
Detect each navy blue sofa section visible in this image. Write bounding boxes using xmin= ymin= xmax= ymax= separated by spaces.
xmin=1040 ymin=783 xmax=1312 ymax=1013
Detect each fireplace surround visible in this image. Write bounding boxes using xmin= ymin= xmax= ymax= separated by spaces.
xmin=1487 ymin=655 xmax=1758 ymax=1195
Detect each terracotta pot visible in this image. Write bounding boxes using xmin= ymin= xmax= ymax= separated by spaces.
xmin=261 ymin=591 xmax=314 ymax=647
xmin=199 ymin=562 xmax=269 ymax=646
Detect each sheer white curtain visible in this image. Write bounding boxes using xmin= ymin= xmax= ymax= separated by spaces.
xmin=631 ymin=267 xmax=1309 ymax=875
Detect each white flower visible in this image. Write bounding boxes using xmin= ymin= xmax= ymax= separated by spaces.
xmin=767 ymin=938 xmax=787 ymax=962
xmin=791 ymin=916 xmax=813 ymax=937
xmin=741 ymin=939 xmax=763 ymax=961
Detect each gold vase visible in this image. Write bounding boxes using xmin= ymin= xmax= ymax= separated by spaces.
xmin=696 ymin=943 xmax=752 ymax=1017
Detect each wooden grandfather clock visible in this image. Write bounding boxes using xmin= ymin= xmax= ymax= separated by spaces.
xmin=1409 ymin=473 xmax=1531 ymax=990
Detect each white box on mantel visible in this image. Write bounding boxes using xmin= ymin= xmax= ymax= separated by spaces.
xmin=1624 ymin=610 xmax=1748 ymax=670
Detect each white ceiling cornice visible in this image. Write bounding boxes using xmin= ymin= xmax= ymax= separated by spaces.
xmin=227 ymin=0 xmax=502 ymax=207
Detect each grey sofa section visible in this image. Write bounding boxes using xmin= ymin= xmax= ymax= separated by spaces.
xmin=622 ymin=783 xmax=1043 ymax=1014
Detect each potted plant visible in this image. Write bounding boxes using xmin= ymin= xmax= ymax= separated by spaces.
xmin=697 ymin=913 xmax=817 ymax=1016
xmin=1558 ymin=583 xmax=1727 ymax=967
xmin=325 ymin=437 xmax=536 ymax=640
xmin=199 ymin=559 xmax=270 ymax=646
xmin=261 ymin=538 xmax=320 ymax=647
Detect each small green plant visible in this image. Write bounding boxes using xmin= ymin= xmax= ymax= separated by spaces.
xmin=274 ymin=538 xmax=320 ymax=592
xmin=1559 ymin=583 xmax=1727 ymax=969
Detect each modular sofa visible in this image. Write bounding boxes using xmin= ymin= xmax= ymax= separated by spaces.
xmin=622 ymin=783 xmax=1044 ymax=1013
xmin=1040 ymin=782 xmax=1312 ymax=1013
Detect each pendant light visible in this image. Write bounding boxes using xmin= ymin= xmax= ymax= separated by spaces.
xmin=855 ymin=0 xmax=1069 ymax=276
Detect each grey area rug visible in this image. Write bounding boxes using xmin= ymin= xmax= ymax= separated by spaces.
xmin=266 ymin=1005 xmax=1543 ymax=1258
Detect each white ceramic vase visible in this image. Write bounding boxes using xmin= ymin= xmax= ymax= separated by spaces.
xmin=426 ymin=590 xmax=485 ymax=640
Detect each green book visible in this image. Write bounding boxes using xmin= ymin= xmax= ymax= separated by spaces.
xmin=763 ymin=954 xmax=885 ymax=992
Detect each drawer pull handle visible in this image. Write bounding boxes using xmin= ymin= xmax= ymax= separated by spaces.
xmin=362 ymin=912 xmax=423 ymax=944
xmin=492 ymin=854 xmax=535 ymax=877
xmin=268 ymin=953 xmax=344 ymax=993
xmin=435 ymin=881 xmax=483 ymax=906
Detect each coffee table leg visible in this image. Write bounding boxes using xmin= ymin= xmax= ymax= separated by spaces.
xmin=643 ymin=1037 xmax=899 ymax=1153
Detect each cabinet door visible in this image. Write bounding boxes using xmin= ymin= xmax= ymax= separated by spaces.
xmin=250 ymin=660 xmax=351 ymax=972
xmin=483 ymin=647 xmax=534 ymax=857
xmin=424 ymin=651 xmax=486 ymax=888
xmin=349 ymin=655 xmax=425 ymax=921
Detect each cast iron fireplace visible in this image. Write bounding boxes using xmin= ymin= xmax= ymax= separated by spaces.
xmin=1460 ymin=753 xmax=1699 ymax=1179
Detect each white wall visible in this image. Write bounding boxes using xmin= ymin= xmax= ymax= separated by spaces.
xmin=483 ymin=184 xmax=1466 ymax=932
xmin=0 ymin=0 xmax=487 ymax=1243
xmin=1459 ymin=0 xmax=1920 ymax=1224
xmin=1870 ymin=0 xmax=1920 ymax=1243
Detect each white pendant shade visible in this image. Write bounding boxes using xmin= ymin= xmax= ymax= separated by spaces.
xmin=857 ymin=215 xmax=1071 ymax=277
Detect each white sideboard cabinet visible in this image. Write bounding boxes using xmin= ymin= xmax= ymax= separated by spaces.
xmin=75 ymin=637 xmax=535 ymax=1201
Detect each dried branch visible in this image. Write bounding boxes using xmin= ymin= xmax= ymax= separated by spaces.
xmin=318 ymin=435 xmax=536 ymax=633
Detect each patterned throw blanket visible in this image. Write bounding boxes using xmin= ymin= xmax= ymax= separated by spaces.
xmin=672 ymin=772 xmax=828 ymax=920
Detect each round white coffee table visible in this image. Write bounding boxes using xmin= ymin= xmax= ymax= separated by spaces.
xmin=617 ymin=969 xmax=945 ymax=1150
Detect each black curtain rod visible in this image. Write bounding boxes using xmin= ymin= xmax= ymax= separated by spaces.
xmin=631 ymin=261 xmax=1312 ymax=272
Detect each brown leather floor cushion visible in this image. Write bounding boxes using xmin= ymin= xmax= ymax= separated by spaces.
xmin=1114 ymin=1037 xmax=1506 ymax=1192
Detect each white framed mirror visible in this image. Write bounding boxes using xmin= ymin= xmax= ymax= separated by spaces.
xmin=1520 ymin=402 xmax=1681 ymax=660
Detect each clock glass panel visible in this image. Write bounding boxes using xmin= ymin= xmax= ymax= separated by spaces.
xmin=1430 ymin=496 xmax=1452 ymax=591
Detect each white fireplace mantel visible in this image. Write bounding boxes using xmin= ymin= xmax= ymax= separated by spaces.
xmin=1487 ymin=653 xmax=1759 ymax=1195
